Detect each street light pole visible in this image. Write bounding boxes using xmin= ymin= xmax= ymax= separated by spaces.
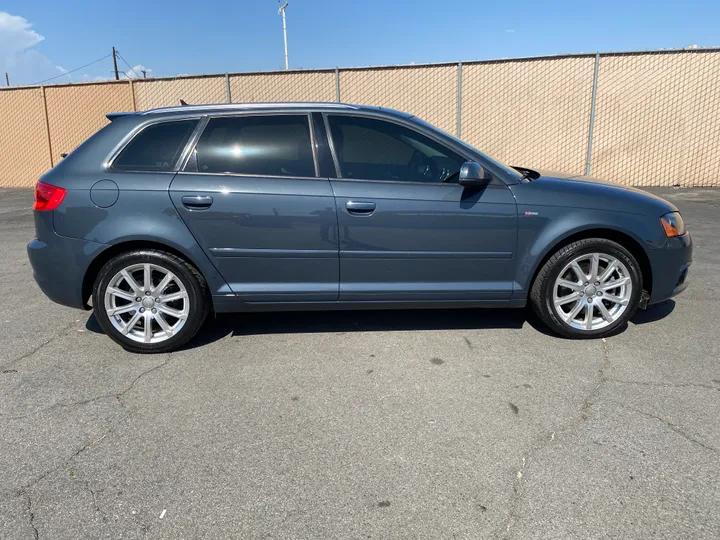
xmin=278 ymin=1 xmax=289 ymax=70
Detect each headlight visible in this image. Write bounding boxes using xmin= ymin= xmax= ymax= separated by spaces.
xmin=660 ymin=212 xmax=686 ymax=237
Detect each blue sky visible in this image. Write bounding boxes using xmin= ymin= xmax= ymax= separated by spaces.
xmin=1 ymin=0 xmax=719 ymax=85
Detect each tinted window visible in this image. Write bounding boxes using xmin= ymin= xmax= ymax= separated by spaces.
xmin=113 ymin=120 xmax=198 ymax=171
xmin=327 ymin=115 xmax=465 ymax=183
xmin=193 ymin=115 xmax=316 ymax=177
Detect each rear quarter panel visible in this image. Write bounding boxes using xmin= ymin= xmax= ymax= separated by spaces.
xmin=53 ymin=172 xmax=231 ymax=296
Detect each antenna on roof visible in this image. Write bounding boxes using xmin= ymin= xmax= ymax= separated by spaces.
xmin=179 ymin=99 xmax=188 ymax=106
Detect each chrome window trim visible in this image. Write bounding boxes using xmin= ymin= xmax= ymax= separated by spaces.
xmin=321 ymin=112 xmax=475 ymax=186
xmin=175 ymin=171 xmax=323 ymax=181
xmin=103 ymin=115 xmax=203 ymax=172
xmin=181 ymin=111 xmax=319 ymax=178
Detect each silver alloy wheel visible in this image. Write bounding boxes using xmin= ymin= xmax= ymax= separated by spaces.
xmin=552 ymin=252 xmax=633 ymax=331
xmin=103 ymin=263 xmax=189 ymax=344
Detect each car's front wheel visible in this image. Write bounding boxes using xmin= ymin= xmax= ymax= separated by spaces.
xmin=92 ymin=249 xmax=209 ymax=353
xmin=530 ymin=238 xmax=643 ymax=338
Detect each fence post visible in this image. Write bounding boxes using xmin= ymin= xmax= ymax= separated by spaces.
xmin=456 ymin=62 xmax=463 ymax=138
xmin=40 ymin=86 xmax=54 ymax=168
xmin=585 ymin=53 xmax=600 ymax=176
xmin=335 ymin=68 xmax=341 ymax=102
xmin=129 ymin=79 xmax=136 ymax=111
xmin=225 ymin=73 xmax=232 ymax=103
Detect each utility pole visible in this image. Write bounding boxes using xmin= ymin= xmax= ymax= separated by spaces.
xmin=278 ymin=1 xmax=289 ymax=70
xmin=4 ymin=72 xmax=8 ymax=86
xmin=112 ymin=47 xmax=119 ymax=80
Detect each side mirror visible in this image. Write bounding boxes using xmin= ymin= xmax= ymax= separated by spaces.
xmin=459 ymin=161 xmax=490 ymax=187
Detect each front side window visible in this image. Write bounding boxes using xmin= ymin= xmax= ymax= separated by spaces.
xmin=192 ymin=115 xmax=316 ymax=177
xmin=113 ymin=119 xmax=198 ymax=171
xmin=327 ymin=115 xmax=465 ymax=183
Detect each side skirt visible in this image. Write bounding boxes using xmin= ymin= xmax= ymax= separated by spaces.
xmin=212 ymin=297 xmax=527 ymax=314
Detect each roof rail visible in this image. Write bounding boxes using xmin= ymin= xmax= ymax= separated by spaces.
xmin=139 ymin=102 xmax=360 ymax=115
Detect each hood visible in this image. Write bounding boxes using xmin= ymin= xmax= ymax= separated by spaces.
xmin=515 ymin=168 xmax=678 ymax=216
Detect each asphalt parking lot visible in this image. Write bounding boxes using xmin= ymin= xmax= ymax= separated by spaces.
xmin=1 ymin=187 xmax=719 ymax=540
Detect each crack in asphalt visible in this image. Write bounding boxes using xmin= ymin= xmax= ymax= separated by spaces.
xmin=606 ymin=378 xmax=720 ymax=392
xmin=1 ymin=320 xmax=79 ymax=370
xmin=609 ymin=399 xmax=719 ymax=454
xmin=1 ymin=354 xmax=170 ymax=421
xmin=26 ymin=492 xmax=39 ymax=540
xmin=7 ymin=353 xmax=172 ymax=536
xmin=502 ymin=338 xmax=612 ymax=539
xmin=501 ymin=336 xmax=718 ymax=539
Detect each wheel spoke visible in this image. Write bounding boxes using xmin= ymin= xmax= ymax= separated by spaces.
xmin=595 ymin=300 xmax=614 ymax=323
xmin=584 ymin=303 xmax=593 ymax=330
xmin=555 ymin=292 xmax=581 ymax=307
xmin=158 ymin=291 xmax=188 ymax=303
xmin=564 ymin=300 xmax=585 ymax=322
xmin=107 ymin=304 xmax=137 ymax=317
xmin=600 ymin=277 xmax=631 ymax=290
xmin=152 ymin=272 xmax=175 ymax=296
xmin=144 ymin=312 xmax=153 ymax=343
xmin=154 ymin=312 xmax=174 ymax=337
xmin=107 ymin=287 xmax=136 ymax=302
xmin=603 ymin=293 xmax=629 ymax=306
xmin=120 ymin=270 xmax=142 ymax=294
xmin=143 ymin=264 xmax=152 ymax=293
xmin=157 ymin=304 xmax=187 ymax=320
xmin=570 ymin=261 xmax=587 ymax=282
xmin=598 ymin=260 xmax=618 ymax=283
xmin=589 ymin=253 xmax=600 ymax=281
xmin=557 ymin=279 xmax=583 ymax=291
xmin=121 ymin=311 xmax=141 ymax=335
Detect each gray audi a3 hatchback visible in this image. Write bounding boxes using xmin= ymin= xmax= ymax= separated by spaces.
xmin=28 ymin=102 xmax=692 ymax=353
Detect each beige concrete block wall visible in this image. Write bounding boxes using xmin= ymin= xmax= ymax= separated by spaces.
xmin=0 ymin=49 xmax=718 ymax=189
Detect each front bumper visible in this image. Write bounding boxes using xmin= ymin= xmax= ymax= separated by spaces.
xmin=647 ymin=232 xmax=692 ymax=305
xmin=27 ymin=232 xmax=107 ymax=310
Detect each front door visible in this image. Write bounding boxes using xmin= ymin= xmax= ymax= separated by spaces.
xmin=325 ymin=114 xmax=517 ymax=302
xmin=170 ymin=113 xmax=339 ymax=302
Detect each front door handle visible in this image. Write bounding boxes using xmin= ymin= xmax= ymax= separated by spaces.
xmin=181 ymin=195 xmax=213 ymax=210
xmin=345 ymin=201 xmax=376 ymax=215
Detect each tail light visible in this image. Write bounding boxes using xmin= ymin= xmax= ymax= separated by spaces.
xmin=33 ymin=181 xmax=66 ymax=211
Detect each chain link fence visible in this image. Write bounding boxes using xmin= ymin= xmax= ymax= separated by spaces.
xmin=0 ymin=48 xmax=718 ymax=188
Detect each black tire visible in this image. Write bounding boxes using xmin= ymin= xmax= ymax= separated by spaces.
xmin=530 ymin=238 xmax=643 ymax=339
xmin=92 ymin=249 xmax=210 ymax=354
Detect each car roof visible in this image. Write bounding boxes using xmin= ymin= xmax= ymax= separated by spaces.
xmin=106 ymin=102 xmax=414 ymax=121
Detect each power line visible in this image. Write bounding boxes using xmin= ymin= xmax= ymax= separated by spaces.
xmin=32 ymin=54 xmax=112 ymax=85
xmin=115 ymin=51 xmax=140 ymax=79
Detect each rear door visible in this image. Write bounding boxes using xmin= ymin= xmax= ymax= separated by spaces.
xmin=325 ymin=114 xmax=517 ymax=302
xmin=169 ymin=113 xmax=339 ymax=302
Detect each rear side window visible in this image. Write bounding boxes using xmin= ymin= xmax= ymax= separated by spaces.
xmin=113 ymin=120 xmax=198 ymax=171
xmin=192 ymin=115 xmax=315 ymax=177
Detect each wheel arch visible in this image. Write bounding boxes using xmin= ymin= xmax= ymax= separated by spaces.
xmin=527 ymin=228 xmax=653 ymax=299
xmin=82 ymin=240 xmax=214 ymax=310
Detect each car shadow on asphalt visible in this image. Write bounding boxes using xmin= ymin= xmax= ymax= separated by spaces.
xmin=84 ymin=300 xmax=676 ymax=351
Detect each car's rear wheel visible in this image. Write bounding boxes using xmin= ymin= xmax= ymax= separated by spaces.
xmin=530 ymin=238 xmax=643 ymax=338
xmin=92 ymin=249 xmax=209 ymax=353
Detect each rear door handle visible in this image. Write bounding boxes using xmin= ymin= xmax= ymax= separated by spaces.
xmin=181 ymin=195 xmax=213 ymax=210
xmin=345 ymin=201 xmax=376 ymax=215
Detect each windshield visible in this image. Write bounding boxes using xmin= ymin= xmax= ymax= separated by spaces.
xmin=408 ymin=117 xmax=523 ymax=181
